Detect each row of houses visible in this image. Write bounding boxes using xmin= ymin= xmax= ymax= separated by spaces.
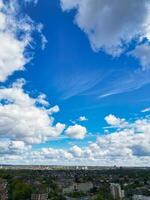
xmin=30 ymin=181 xmax=150 ymax=200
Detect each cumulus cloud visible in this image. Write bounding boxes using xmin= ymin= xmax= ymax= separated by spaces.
xmin=70 ymin=145 xmax=83 ymax=157
xmin=97 ymin=118 xmax=150 ymax=159
xmin=105 ymin=114 xmax=127 ymax=127
xmin=0 ymin=0 xmax=45 ymax=82
xmin=129 ymin=43 xmax=150 ymax=70
xmin=48 ymin=105 xmax=60 ymax=115
xmin=8 ymin=141 xmax=31 ymax=155
xmin=78 ymin=116 xmax=88 ymax=122
xmin=36 ymin=94 xmax=50 ymax=107
xmin=0 ymin=114 xmax=150 ymax=166
xmin=0 ymin=140 xmax=30 ymax=155
xmin=33 ymin=115 xmax=150 ymax=166
xmin=65 ymin=124 xmax=87 ymax=139
xmin=0 ymin=80 xmax=65 ymax=144
xmin=31 ymin=147 xmax=73 ymax=160
xmin=61 ymin=0 xmax=150 ymax=56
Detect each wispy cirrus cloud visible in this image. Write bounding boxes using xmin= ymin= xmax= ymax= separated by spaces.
xmin=54 ymin=68 xmax=106 ymax=99
xmin=54 ymin=67 xmax=150 ymax=100
xmin=76 ymin=68 xmax=150 ymax=100
xmin=141 ymin=107 xmax=150 ymax=113
xmin=98 ymin=69 xmax=150 ymax=99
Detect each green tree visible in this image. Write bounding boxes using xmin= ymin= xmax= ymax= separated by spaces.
xmin=10 ymin=179 xmax=32 ymax=200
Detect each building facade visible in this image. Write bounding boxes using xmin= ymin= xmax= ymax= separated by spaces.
xmin=0 ymin=178 xmax=8 ymax=200
xmin=132 ymin=195 xmax=150 ymax=200
xmin=63 ymin=182 xmax=93 ymax=194
xmin=110 ymin=183 xmax=124 ymax=199
xmin=31 ymin=193 xmax=48 ymax=200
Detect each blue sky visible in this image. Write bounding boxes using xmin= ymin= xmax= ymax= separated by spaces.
xmin=0 ymin=0 xmax=150 ymax=166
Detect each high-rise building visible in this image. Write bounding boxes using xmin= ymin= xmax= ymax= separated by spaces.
xmin=110 ymin=183 xmax=124 ymax=199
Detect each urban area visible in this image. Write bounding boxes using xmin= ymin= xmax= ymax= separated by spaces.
xmin=0 ymin=165 xmax=150 ymax=200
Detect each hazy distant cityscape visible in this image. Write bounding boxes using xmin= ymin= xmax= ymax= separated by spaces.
xmin=0 ymin=166 xmax=150 ymax=200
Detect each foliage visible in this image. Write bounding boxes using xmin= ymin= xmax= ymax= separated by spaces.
xmin=67 ymin=191 xmax=86 ymax=198
xmin=10 ymin=179 xmax=32 ymax=200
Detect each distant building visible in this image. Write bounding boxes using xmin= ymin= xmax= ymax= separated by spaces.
xmin=31 ymin=193 xmax=48 ymax=200
xmin=0 ymin=178 xmax=8 ymax=200
xmin=57 ymin=178 xmax=74 ymax=191
xmin=77 ymin=182 xmax=93 ymax=193
xmin=63 ymin=183 xmax=76 ymax=194
xmin=66 ymin=197 xmax=91 ymax=200
xmin=63 ymin=182 xmax=93 ymax=194
xmin=110 ymin=183 xmax=124 ymax=199
xmin=132 ymin=195 xmax=150 ymax=200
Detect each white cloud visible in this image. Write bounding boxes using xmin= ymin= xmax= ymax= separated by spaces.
xmin=0 ymin=0 xmax=149 ymax=166
xmin=32 ymin=147 xmax=73 ymax=160
xmin=78 ymin=116 xmax=88 ymax=122
xmin=0 ymin=0 xmax=44 ymax=82
xmin=48 ymin=105 xmax=60 ymax=115
xmin=0 ymin=114 xmax=150 ymax=166
xmin=61 ymin=0 xmax=150 ymax=56
xmin=36 ymin=94 xmax=50 ymax=107
xmin=8 ymin=141 xmax=31 ymax=154
xmin=0 ymin=32 xmax=26 ymax=82
xmin=25 ymin=0 xmax=38 ymax=5
xmin=0 ymin=140 xmax=30 ymax=155
xmin=0 ymin=80 xmax=65 ymax=144
xmin=48 ymin=115 xmax=150 ymax=165
xmin=105 ymin=114 xmax=127 ymax=127
xmin=70 ymin=145 xmax=83 ymax=157
xmin=141 ymin=107 xmax=150 ymax=113
xmin=129 ymin=43 xmax=150 ymax=70
xmin=98 ymin=116 xmax=150 ymax=159
xmin=65 ymin=124 xmax=87 ymax=139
